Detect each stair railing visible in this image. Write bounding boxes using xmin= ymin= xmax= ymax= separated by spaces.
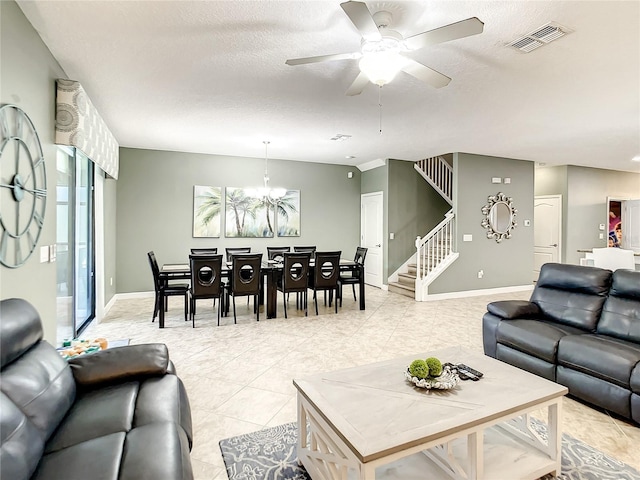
xmin=415 ymin=210 xmax=455 ymax=297
xmin=414 ymin=156 xmax=453 ymax=205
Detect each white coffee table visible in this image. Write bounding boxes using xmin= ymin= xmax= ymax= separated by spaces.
xmin=293 ymin=346 xmax=568 ymax=480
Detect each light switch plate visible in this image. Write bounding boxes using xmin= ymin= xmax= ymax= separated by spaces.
xmin=524 ymin=220 xmax=531 ymax=227
xmin=504 ymin=177 xmax=511 ymax=184
xmin=40 ymin=246 xmax=49 ymax=263
xmin=463 ymin=234 xmax=473 ymax=242
xmin=491 ymin=177 xmax=502 ymax=184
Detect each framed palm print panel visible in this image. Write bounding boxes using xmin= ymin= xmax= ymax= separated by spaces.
xmin=225 ymin=187 xmax=275 ymax=238
xmin=277 ymin=190 xmax=300 ymax=237
xmin=193 ymin=185 xmax=221 ymax=238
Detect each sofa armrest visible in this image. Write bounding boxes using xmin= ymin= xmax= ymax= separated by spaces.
xmin=487 ymin=300 xmax=540 ymax=319
xmin=68 ymin=343 xmax=170 ymax=387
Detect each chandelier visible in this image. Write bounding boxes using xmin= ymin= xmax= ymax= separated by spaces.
xmin=247 ymin=141 xmax=286 ymax=205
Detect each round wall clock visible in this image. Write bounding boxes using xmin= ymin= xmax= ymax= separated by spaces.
xmin=0 ymin=104 xmax=47 ymax=268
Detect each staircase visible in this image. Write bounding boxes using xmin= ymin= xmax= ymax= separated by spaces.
xmin=388 ymin=156 xmax=459 ymax=300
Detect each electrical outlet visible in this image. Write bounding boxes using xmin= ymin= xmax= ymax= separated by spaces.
xmin=478 ymin=270 xmax=484 ymax=279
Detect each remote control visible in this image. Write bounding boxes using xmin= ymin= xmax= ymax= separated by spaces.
xmin=457 ymin=364 xmax=484 ymax=378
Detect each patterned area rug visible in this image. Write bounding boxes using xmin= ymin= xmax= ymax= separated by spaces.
xmin=219 ymin=421 xmax=640 ymax=480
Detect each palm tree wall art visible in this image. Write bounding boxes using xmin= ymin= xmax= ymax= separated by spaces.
xmin=193 ymin=186 xmax=221 ymax=237
xmin=225 ymin=187 xmax=275 ymax=238
xmin=277 ymin=190 xmax=300 ymax=237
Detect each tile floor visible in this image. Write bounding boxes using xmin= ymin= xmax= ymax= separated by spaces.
xmin=83 ymin=287 xmax=640 ymax=479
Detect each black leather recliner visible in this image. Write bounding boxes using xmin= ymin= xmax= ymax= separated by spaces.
xmin=0 ymin=298 xmax=194 ymax=480
xmin=483 ymin=263 xmax=640 ymax=424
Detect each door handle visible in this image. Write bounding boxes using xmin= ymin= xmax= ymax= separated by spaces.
xmin=376 ymin=244 xmax=381 ymax=247
xmin=550 ymin=244 xmax=558 ymax=247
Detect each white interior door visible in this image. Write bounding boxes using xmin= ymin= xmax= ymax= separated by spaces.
xmin=534 ymin=195 xmax=562 ymax=281
xmin=622 ymin=199 xmax=640 ymax=252
xmin=361 ymin=192 xmax=383 ymax=288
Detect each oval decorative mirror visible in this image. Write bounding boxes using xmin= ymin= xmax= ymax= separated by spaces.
xmin=481 ymin=192 xmax=518 ymax=243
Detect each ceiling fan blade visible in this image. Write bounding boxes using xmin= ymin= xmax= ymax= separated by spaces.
xmin=401 ymin=58 xmax=451 ymax=89
xmin=346 ymin=71 xmax=369 ymax=96
xmin=286 ymin=52 xmax=361 ymax=66
xmin=404 ymin=17 xmax=484 ymax=51
xmin=340 ymin=1 xmax=382 ymax=42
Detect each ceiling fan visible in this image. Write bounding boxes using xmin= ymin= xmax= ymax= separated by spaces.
xmin=285 ymin=1 xmax=484 ymax=96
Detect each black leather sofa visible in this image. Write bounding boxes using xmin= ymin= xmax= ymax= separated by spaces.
xmin=482 ymin=263 xmax=640 ymax=424
xmin=0 ymin=298 xmax=194 ymax=480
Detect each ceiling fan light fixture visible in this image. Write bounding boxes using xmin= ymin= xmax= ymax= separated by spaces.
xmin=359 ymin=51 xmax=407 ymax=86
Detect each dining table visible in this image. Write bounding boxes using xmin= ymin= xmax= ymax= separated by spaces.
xmin=160 ymin=258 xmax=365 ymax=321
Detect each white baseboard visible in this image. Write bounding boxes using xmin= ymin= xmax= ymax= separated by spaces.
xmin=103 ymin=295 xmax=117 ymax=317
xmin=115 ymin=291 xmax=155 ymax=300
xmin=421 ymin=284 xmax=534 ymax=302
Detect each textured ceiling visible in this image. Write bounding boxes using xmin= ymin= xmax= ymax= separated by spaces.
xmin=17 ymin=1 xmax=640 ymax=172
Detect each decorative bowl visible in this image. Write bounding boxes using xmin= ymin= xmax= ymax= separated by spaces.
xmin=405 ymin=366 xmax=460 ymax=390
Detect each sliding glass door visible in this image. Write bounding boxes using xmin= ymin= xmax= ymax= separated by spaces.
xmin=56 ymin=147 xmax=95 ymax=344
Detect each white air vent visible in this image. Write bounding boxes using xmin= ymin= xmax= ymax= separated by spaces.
xmin=509 ymin=22 xmax=572 ymax=53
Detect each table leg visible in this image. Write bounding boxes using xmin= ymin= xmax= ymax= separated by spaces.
xmin=548 ymin=400 xmax=562 ymax=476
xmin=467 ymin=431 xmax=483 ymax=479
xmin=358 ymin=265 xmax=365 ymax=310
xmin=267 ymin=269 xmax=277 ymax=318
xmin=159 ymin=295 xmax=165 ymax=328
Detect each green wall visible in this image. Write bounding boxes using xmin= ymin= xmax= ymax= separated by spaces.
xmin=430 ymin=153 xmax=535 ymax=293
xmin=388 ymin=159 xmax=450 ymax=276
xmin=116 ymin=148 xmax=361 ymax=293
xmin=104 ymin=178 xmax=117 ymax=303
xmin=0 ymin=1 xmax=67 ymax=343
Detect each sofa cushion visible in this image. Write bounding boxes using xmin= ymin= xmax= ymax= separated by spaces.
xmin=496 ymin=344 xmax=556 ymax=381
xmin=557 ymin=334 xmax=640 ymax=388
xmin=45 ymin=382 xmax=138 ymax=454
xmin=596 ymin=269 xmax=640 ymax=342
xmin=0 ymin=341 xmax=75 ymax=443
xmin=0 ymin=393 xmax=44 ymax=480
xmin=32 ymin=432 xmax=126 ymax=480
xmin=531 ymin=263 xmax=612 ymax=331
xmin=496 ymin=319 xmax=585 ymax=363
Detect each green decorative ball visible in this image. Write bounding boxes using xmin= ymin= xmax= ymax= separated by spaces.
xmin=425 ymin=357 xmax=443 ymax=377
xmin=409 ymin=359 xmax=429 ymax=379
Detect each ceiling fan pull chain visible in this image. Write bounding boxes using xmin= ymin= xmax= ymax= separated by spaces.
xmin=379 ymin=85 xmax=383 ymax=134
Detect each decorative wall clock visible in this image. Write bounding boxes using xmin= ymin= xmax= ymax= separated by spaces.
xmin=0 ymin=104 xmax=47 ymax=268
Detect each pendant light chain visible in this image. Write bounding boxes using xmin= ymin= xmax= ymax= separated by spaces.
xmin=378 ymin=86 xmax=383 ymax=135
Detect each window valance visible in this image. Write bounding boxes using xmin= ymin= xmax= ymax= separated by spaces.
xmin=55 ymin=79 xmax=119 ymax=179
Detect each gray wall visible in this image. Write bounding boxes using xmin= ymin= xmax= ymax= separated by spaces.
xmin=430 ymin=153 xmax=535 ymax=293
xmin=535 ymin=165 xmax=640 ymax=265
xmin=388 ymin=159 xmax=450 ymax=275
xmin=104 ymin=178 xmax=117 ymax=303
xmin=361 ymin=163 xmax=389 ymax=283
xmin=116 ymin=148 xmax=361 ymax=293
xmin=0 ymin=1 xmax=67 ymax=343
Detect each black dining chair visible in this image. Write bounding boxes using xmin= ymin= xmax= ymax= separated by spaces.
xmin=147 ymin=251 xmax=189 ymax=325
xmin=189 ymin=254 xmax=224 ymax=327
xmin=277 ymin=252 xmax=311 ymax=318
xmin=226 ymin=253 xmax=263 ymax=323
xmin=309 ymin=251 xmax=341 ymax=315
xmin=190 ymin=248 xmax=218 ymax=255
xmin=338 ymin=247 xmax=367 ymax=307
xmin=267 ymin=246 xmax=290 ymax=263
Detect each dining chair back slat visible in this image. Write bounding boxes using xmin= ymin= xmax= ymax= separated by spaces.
xmin=225 ymin=247 xmax=251 ymax=263
xmin=267 ymin=246 xmax=291 ymax=263
xmin=191 ymin=248 xmax=218 ymax=255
